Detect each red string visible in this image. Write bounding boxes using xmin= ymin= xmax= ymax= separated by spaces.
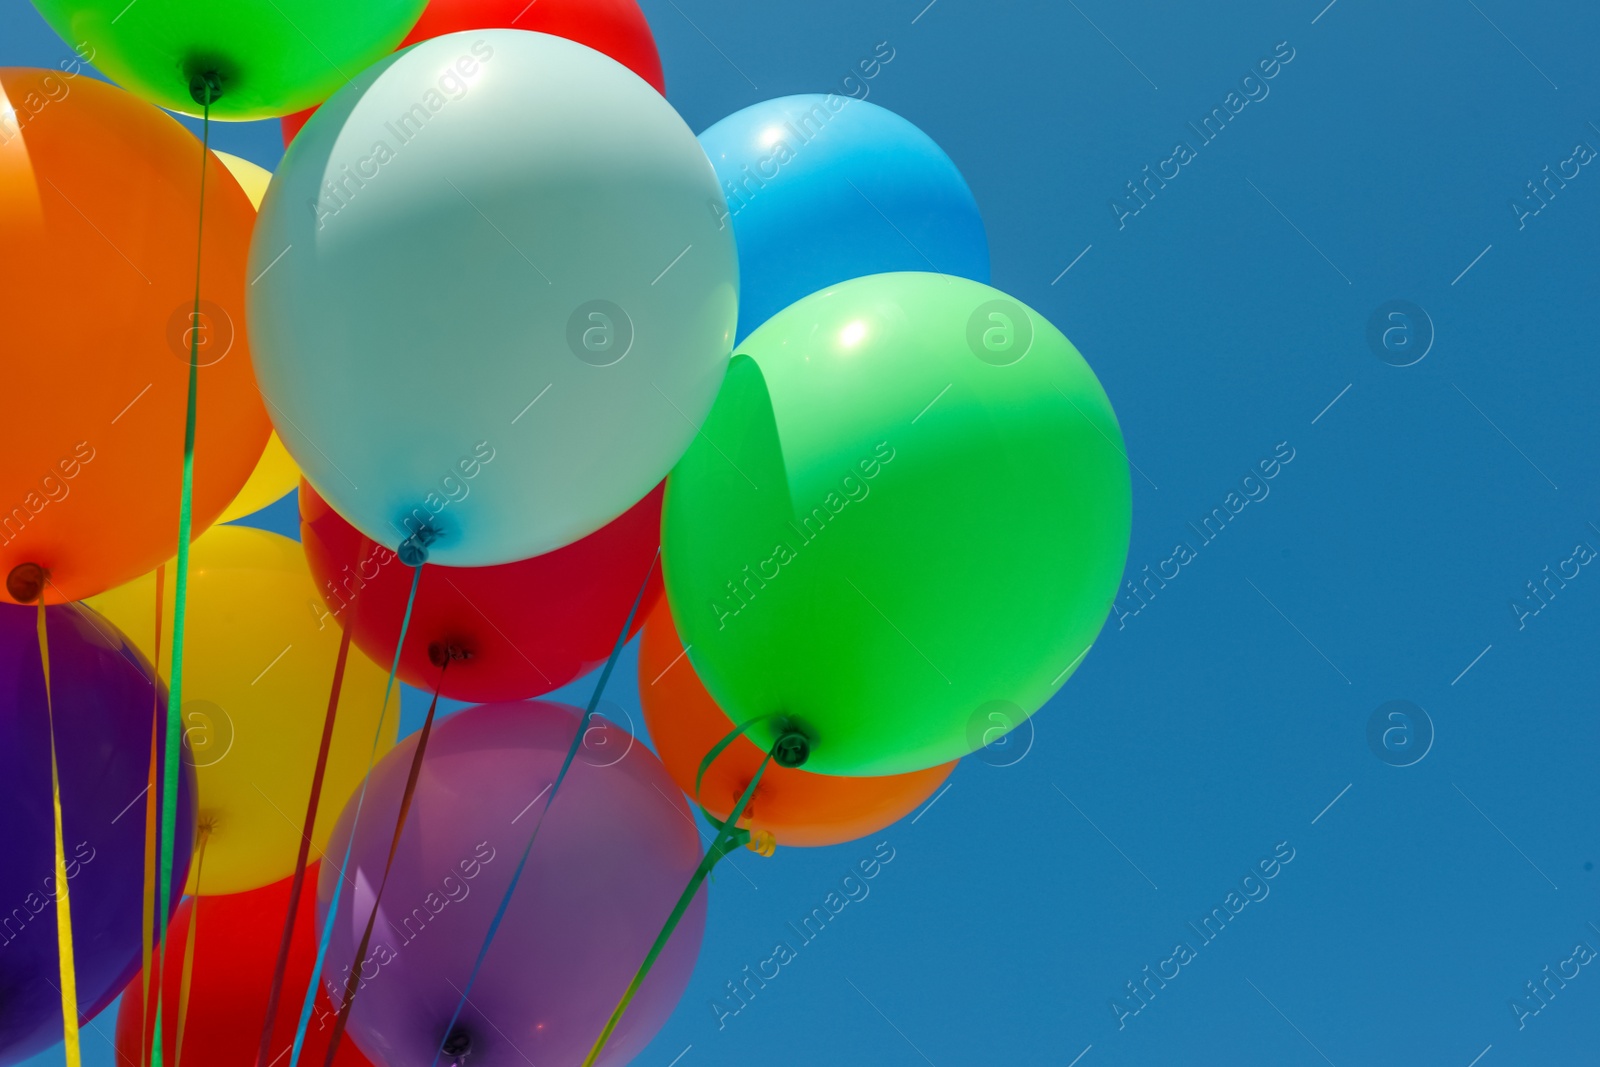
xmin=320 ymin=653 xmax=453 ymax=1066
xmin=253 ymin=543 xmax=364 ymax=1067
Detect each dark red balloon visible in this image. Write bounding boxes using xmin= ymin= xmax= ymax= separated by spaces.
xmin=299 ymin=481 xmax=664 ymax=703
xmin=281 ymin=0 xmax=666 ymax=143
xmin=115 ymin=864 xmax=375 ymax=1067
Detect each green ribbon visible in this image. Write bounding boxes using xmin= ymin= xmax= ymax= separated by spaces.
xmin=694 ymin=713 xmax=780 ymax=800
xmin=581 ymin=750 xmax=774 ymax=1067
xmin=152 ymin=77 xmax=218 ymax=1067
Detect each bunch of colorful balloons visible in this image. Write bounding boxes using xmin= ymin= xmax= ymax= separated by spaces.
xmin=0 ymin=0 xmax=1131 ymax=1063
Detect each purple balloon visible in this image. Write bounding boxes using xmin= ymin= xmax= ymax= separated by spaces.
xmin=316 ymin=700 xmax=706 ymax=1067
xmin=0 ymin=602 xmax=195 ymax=1065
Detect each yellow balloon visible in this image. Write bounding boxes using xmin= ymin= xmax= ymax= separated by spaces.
xmin=89 ymin=526 xmax=398 ymax=895
xmin=214 ymin=150 xmax=273 ymax=209
xmin=210 ymin=152 xmax=302 ymax=524
xmin=217 ymin=430 xmax=300 ymax=524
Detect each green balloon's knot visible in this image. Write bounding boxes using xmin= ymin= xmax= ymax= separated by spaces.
xmin=772 ymin=728 xmax=811 ymax=769
xmin=187 ymin=69 xmax=225 ymax=107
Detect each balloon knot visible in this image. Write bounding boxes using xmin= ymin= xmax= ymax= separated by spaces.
xmin=188 ymin=70 xmax=224 ymax=107
xmin=772 ymin=729 xmax=810 ymax=769
xmin=6 ymin=563 xmax=46 ymax=604
xmin=398 ymin=525 xmax=439 ymax=567
xmin=746 ymin=829 xmax=777 ymax=857
xmin=429 ymin=643 xmax=473 ymax=668
xmin=440 ymin=1027 xmax=471 ymax=1064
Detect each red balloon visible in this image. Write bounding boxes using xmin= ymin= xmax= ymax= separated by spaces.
xmin=115 ymin=864 xmax=375 ymax=1067
xmin=300 ymin=480 xmax=664 ymax=702
xmin=280 ymin=0 xmax=665 ymax=142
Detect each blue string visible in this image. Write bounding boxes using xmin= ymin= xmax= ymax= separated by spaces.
xmin=427 ymin=548 xmax=659 ymax=1067
xmin=288 ymin=561 xmax=425 ymax=1067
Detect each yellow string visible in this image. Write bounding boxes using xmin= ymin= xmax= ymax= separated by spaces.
xmin=37 ymin=598 xmax=82 ymax=1067
xmin=173 ymin=826 xmax=209 ymax=1067
xmin=140 ymin=562 xmax=165 ymax=1067
xmin=747 ymin=829 xmax=777 ymax=857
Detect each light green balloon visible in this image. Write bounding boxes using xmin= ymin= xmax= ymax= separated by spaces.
xmin=662 ymin=272 xmax=1132 ymax=776
xmin=30 ymin=0 xmax=426 ymax=119
xmin=249 ymin=30 xmax=737 ymax=566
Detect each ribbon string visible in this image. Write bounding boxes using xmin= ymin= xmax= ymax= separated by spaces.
xmin=582 ymin=706 xmax=813 ymax=1064
xmin=581 ymin=748 xmax=776 ymax=1067
xmin=37 ymin=598 xmax=82 ymax=1067
xmin=254 ymin=609 xmax=358 ymax=1067
xmin=320 ymin=651 xmax=454 ymax=1066
xmin=289 ymin=556 xmax=425 ymax=1067
xmin=427 ymin=549 xmax=660 ymax=1067
xmin=140 ymin=562 xmax=166 ymax=1067
xmin=152 ymin=75 xmax=219 ymax=1067
xmin=172 ymin=827 xmax=209 ymax=1067
xmin=694 ymin=712 xmax=782 ymax=800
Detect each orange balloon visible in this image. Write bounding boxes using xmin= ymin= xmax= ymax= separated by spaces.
xmin=0 ymin=68 xmax=269 ymax=603
xmin=640 ymin=599 xmax=955 ymax=848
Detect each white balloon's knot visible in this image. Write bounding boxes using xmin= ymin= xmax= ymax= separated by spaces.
xmin=397 ymin=525 xmax=439 ymax=567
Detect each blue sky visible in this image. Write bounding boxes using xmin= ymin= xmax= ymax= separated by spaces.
xmin=6 ymin=0 xmax=1599 ymax=1064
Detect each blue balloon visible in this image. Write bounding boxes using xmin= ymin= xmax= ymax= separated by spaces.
xmin=699 ymin=94 xmax=989 ymax=341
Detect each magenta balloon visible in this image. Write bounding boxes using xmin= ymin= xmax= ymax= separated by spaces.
xmin=0 ymin=602 xmax=195 ymax=1065
xmin=316 ymin=700 xmax=706 ymax=1067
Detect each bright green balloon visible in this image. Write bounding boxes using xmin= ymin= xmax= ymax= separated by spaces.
xmin=662 ymin=272 xmax=1132 ymax=776
xmin=30 ymin=0 xmax=426 ymax=119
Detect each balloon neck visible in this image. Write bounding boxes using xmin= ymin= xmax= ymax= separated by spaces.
xmin=429 ymin=643 xmax=473 ymax=668
xmin=6 ymin=563 xmax=47 ymax=604
xmin=187 ymin=69 xmax=225 ymax=107
xmin=771 ymin=720 xmax=812 ymax=769
xmin=440 ymin=1027 xmax=472 ymax=1064
xmin=397 ymin=525 xmax=439 ymax=567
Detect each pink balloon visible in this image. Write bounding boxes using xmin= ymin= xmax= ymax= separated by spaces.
xmin=315 ymin=701 xmax=706 ymax=1067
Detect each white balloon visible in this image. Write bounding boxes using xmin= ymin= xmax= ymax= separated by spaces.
xmin=249 ymin=29 xmax=737 ymax=565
